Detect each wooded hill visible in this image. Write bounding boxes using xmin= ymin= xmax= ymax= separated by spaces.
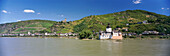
xmin=0 ymin=10 xmax=170 ymax=34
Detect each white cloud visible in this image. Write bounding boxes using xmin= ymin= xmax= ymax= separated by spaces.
xmin=133 ymin=0 xmax=142 ymax=4
xmin=17 ymin=20 xmax=21 ymax=21
xmin=161 ymin=8 xmax=165 ymax=9
xmin=37 ymin=13 xmax=40 ymax=14
xmin=161 ymin=8 xmax=170 ymax=10
xmin=58 ymin=15 xmax=64 ymax=17
xmin=2 ymin=10 xmax=8 ymax=13
xmin=24 ymin=9 xmax=35 ymax=13
xmin=61 ymin=15 xmax=64 ymax=17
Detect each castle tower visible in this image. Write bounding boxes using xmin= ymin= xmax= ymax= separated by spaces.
xmin=106 ymin=23 xmax=112 ymax=33
xmin=64 ymin=18 xmax=67 ymax=22
xmin=62 ymin=18 xmax=67 ymax=22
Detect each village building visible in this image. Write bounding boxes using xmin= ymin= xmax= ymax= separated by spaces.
xmin=28 ymin=32 xmax=31 ymax=35
xmin=142 ymin=20 xmax=147 ymax=24
xmin=99 ymin=24 xmax=123 ymax=40
xmin=126 ymin=23 xmax=129 ymax=26
xmin=19 ymin=34 xmax=25 ymax=36
xmin=142 ymin=31 xmax=159 ymax=35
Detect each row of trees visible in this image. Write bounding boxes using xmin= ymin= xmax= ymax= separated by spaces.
xmin=78 ymin=30 xmax=99 ymax=39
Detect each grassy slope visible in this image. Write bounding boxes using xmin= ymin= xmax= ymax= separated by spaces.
xmin=53 ymin=10 xmax=170 ymax=34
xmin=0 ymin=20 xmax=56 ymax=33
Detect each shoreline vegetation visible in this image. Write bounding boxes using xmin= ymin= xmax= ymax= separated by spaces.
xmin=1 ymin=35 xmax=170 ymax=40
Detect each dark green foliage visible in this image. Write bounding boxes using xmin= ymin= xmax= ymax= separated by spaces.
xmin=79 ymin=30 xmax=93 ymax=39
xmin=73 ymin=20 xmax=88 ymax=33
xmin=156 ymin=24 xmax=170 ymax=34
xmin=129 ymin=36 xmax=136 ymax=38
xmin=128 ymin=24 xmax=157 ymax=34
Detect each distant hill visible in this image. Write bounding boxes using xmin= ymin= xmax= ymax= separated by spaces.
xmin=0 ymin=20 xmax=56 ymax=33
xmin=0 ymin=10 xmax=170 ymax=34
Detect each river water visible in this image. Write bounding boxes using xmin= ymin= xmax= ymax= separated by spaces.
xmin=0 ymin=37 xmax=169 ymax=56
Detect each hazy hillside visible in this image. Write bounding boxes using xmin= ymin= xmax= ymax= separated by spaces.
xmin=0 ymin=20 xmax=56 ymax=34
xmin=1 ymin=10 xmax=170 ymax=34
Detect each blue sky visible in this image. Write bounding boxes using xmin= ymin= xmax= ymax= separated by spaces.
xmin=0 ymin=0 xmax=170 ymax=24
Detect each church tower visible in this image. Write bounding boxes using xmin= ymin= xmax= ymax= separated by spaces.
xmin=106 ymin=23 xmax=112 ymax=33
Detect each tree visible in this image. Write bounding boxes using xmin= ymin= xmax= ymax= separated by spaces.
xmin=79 ymin=30 xmax=92 ymax=39
xmin=40 ymin=29 xmax=51 ymax=33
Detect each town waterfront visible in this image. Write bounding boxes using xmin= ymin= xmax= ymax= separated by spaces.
xmin=0 ymin=37 xmax=170 ymax=56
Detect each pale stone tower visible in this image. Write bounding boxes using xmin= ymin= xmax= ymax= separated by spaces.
xmin=62 ymin=18 xmax=67 ymax=22
xmin=106 ymin=24 xmax=112 ymax=33
xmin=64 ymin=18 xmax=67 ymax=22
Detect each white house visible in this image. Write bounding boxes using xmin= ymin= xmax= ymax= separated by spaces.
xmin=99 ymin=24 xmax=123 ymax=40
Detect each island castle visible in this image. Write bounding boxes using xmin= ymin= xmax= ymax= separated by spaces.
xmin=99 ymin=24 xmax=123 ymax=40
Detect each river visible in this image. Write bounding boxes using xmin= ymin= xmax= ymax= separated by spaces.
xmin=0 ymin=37 xmax=169 ymax=56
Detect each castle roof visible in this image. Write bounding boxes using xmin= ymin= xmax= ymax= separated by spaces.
xmin=106 ymin=23 xmax=111 ymax=28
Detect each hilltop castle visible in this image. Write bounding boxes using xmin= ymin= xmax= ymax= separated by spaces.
xmin=99 ymin=24 xmax=123 ymax=40
xmin=62 ymin=18 xmax=67 ymax=22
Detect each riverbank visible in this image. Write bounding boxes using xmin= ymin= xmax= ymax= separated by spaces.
xmin=0 ymin=36 xmax=78 ymax=39
xmin=123 ymin=38 xmax=170 ymax=40
xmin=0 ymin=35 xmax=170 ymax=40
xmin=122 ymin=35 xmax=169 ymax=40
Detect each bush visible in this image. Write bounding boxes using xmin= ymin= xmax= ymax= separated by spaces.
xmin=129 ymin=36 xmax=136 ymax=38
xmin=141 ymin=36 xmax=144 ymax=38
xmin=79 ymin=30 xmax=93 ymax=39
xmin=159 ymin=36 xmax=163 ymax=39
xmin=123 ymin=36 xmax=127 ymax=38
xmin=150 ymin=36 xmax=154 ymax=38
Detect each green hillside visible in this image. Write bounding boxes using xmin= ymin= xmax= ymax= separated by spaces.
xmin=49 ymin=10 xmax=170 ymax=34
xmin=0 ymin=10 xmax=170 ymax=34
xmin=0 ymin=20 xmax=56 ymax=33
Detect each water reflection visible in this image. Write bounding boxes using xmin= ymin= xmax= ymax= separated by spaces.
xmin=100 ymin=40 xmax=122 ymax=56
